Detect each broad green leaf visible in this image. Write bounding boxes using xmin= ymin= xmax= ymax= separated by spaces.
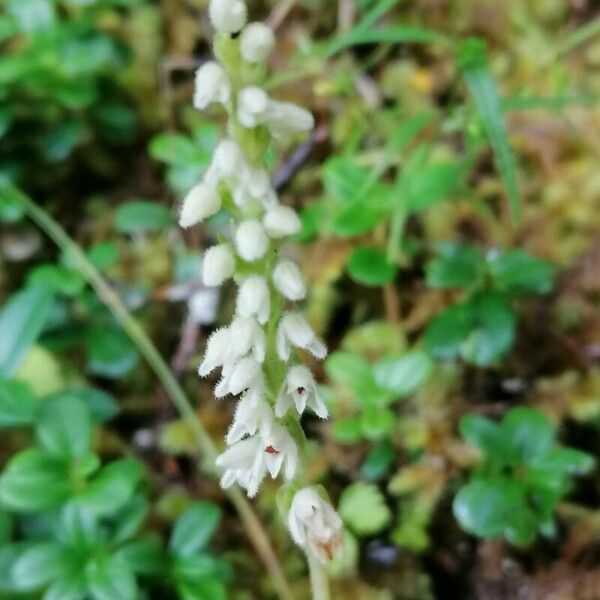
xmin=0 ymin=284 xmax=54 ymax=377
xmin=27 ymin=265 xmax=86 ymax=297
xmin=332 ymin=202 xmax=388 ymax=237
xmin=325 ymin=351 xmax=374 ymax=392
xmin=342 ymin=320 xmax=406 ymax=356
xmin=149 ymin=133 xmax=209 ymax=167
xmin=6 ymin=0 xmax=56 ymax=33
xmin=296 ymin=201 xmax=326 ymax=242
xmin=176 ymin=577 xmax=226 ymax=600
xmin=453 ymin=478 xmax=526 ymax=539
xmin=0 ymin=379 xmax=38 ymax=428
xmin=500 ymin=407 xmax=554 ymax=463
xmin=58 ymin=504 xmax=100 ymax=549
xmin=405 ymin=162 xmax=462 ymax=213
xmin=0 ymin=185 xmax=25 ymax=223
xmin=529 ymin=446 xmax=595 ymax=476
xmin=172 ymin=554 xmax=227 ymax=581
xmin=44 ymin=575 xmax=87 ymax=600
xmin=86 ymin=326 xmax=139 ymax=379
xmin=373 ymin=350 xmax=432 ymax=397
xmin=35 ymin=395 xmax=92 ymax=459
xmin=0 ymin=449 xmax=72 ymax=512
xmin=459 ymin=414 xmax=505 ymax=459
xmin=459 ymin=292 xmax=516 ymax=366
xmin=331 ymin=417 xmax=363 ymax=444
xmin=87 ymin=242 xmax=119 ymax=272
xmin=487 ymin=249 xmax=555 ymax=296
xmin=360 ymin=407 xmax=395 ymax=441
xmin=112 ymin=495 xmax=149 ymax=544
xmin=113 ymin=200 xmax=174 ymax=234
xmin=457 ymin=38 xmax=521 ymax=225
xmin=59 ymin=387 xmax=118 ymax=424
xmin=360 ymin=442 xmax=395 ymax=481
xmin=78 ymin=459 xmax=144 ymax=515
xmin=170 ymin=502 xmax=221 ymax=558
xmin=424 ymin=302 xmax=474 ymax=360
xmin=339 ymin=482 xmax=391 ymax=536
xmin=426 ymin=243 xmax=484 ymax=289
xmin=11 ymin=543 xmax=72 ymax=590
xmin=503 ymin=506 xmax=539 ymax=547
xmin=41 ymin=121 xmax=85 ymax=163
xmin=86 ymin=555 xmax=138 ymax=600
xmin=115 ymin=538 xmax=165 ymax=576
xmin=347 ymin=246 xmax=397 ymax=287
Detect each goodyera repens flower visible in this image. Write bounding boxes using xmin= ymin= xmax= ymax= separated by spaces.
xmin=181 ymin=0 xmax=343 ymax=564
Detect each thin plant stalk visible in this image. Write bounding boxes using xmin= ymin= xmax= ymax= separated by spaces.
xmin=9 ymin=186 xmax=293 ymax=600
xmin=307 ymin=551 xmax=331 ymax=600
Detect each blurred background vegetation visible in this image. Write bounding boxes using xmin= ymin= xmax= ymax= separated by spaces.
xmin=0 ymin=0 xmax=599 ymax=598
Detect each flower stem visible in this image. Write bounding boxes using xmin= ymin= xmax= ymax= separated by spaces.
xmin=9 ymin=186 xmax=293 ymax=600
xmin=307 ymin=551 xmax=331 ymax=600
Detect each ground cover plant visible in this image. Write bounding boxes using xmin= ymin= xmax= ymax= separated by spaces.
xmin=0 ymin=0 xmax=600 ymax=598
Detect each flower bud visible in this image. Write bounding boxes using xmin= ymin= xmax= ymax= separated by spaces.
xmin=236 ymin=275 xmax=271 ymax=324
xmin=273 ymin=260 xmax=306 ymax=301
xmin=179 ymin=182 xmax=221 ymax=228
xmin=235 ymin=219 xmax=269 ymax=262
xmin=209 ymin=0 xmax=247 ymax=33
xmin=237 ymin=86 xmax=269 ymax=128
xmin=193 ymin=61 xmax=231 ymax=110
xmin=276 ymin=312 xmax=327 ymax=360
xmin=263 ymin=205 xmax=301 ymax=238
xmin=206 ymin=139 xmax=245 ymax=185
xmin=240 ymin=22 xmax=275 ymax=63
xmin=267 ymin=101 xmax=314 ymax=137
xmin=202 ymin=244 xmax=235 ymax=286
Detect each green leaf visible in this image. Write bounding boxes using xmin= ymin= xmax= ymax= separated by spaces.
xmin=6 ymin=0 xmax=55 ymax=33
xmin=504 ymin=507 xmax=539 ymax=547
xmin=115 ymin=537 xmax=165 ymax=576
xmin=170 ymin=502 xmax=221 ymax=558
xmin=176 ymin=576 xmax=226 ymax=600
xmin=459 ymin=414 xmax=505 ymax=458
xmin=87 ymin=242 xmax=119 ymax=272
xmin=0 ymin=449 xmax=72 ymax=512
xmin=347 ymin=246 xmax=398 ymax=287
xmin=0 ymin=186 xmax=25 ymax=223
xmin=113 ymin=200 xmax=174 ymax=234
xmin=459 ymin=292 xmax=516 ymax=366
xmin=487 ymin=249 xmax=555 ymax=296
xmin=35 ymin=395 xmax=92 ymax=460
xmin=59 ymin=387 xmax=118 ymax=424
xmin=78 ymin=459 xmax=144 ymax=516
xmin=41 ymin=121 xmax=85 ymax=163
xmin=86 ymin=326 xmax=139 ymax=379
xmin=360 ymin=442 xmax=395 ymax=481
xmin=11 ymin=543 xmax=72 ymax=591
xmin=373 ymin=350 xmax=432 ymax=397
xmin=458 ymin=37 xmax=521 ymax=225
xmin=360 ymin=407 xmax=395 ymax=441
xmin=27 ymin=265 xmax=86 ymax=297
xmin=296 ymin=201 xmax=326 ymax=242
xmin=149 ymin=133 xmax=209 ymax=167
xmin=0 ymin=379 xmax=38 ymax=428
xmin=331 ymin=417 xmax=363 ymax=444
xmin=322 ymin=157 xmax=372 ymax=204
xmin=0 ymin=284 xmax=54 ymax=377
xmin=332 ymin=202 xmax=387 ymax=237
xmin=500 ymin=407 xmax=554 ymax=464
xmin=339 ymin=482 xmax=391 ymax=536
xmin=112 ymin=495 xmax=149 ymax=544
xmin=453 ymin=478 xmax=526 ymax=539
xmin=529 ymin=446 xmax=595 ymax=476
xmin=424 ymin=302 xmax=474 ymax=360
xmin=405 ymin=162 xmax=462 ymax=213
xmin=44 ymin=575 xmax=86 ymax=600
xmin=86 ymin=555 xmax=138 ymax=600
xmin=325 ymin=351 xmax=374 ymax=393
xmin=426 ymin=243 xmax=484 ymax=289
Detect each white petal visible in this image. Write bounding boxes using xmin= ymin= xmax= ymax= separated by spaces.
xmin=198 ymin=327 xmax=230 ymax=376
xmin=209 ymin=0 xmax=247 ymax=33
xmin=235 ymin=219 xmax=269 ymax=262
xmin=179 ymin=182 xmax=221 ymax=227
xmin=193 ymin=61 xmax=230 ymax=110
xmin=236 ymin=275 xmax=270 ymax=324
xmin=273 ymin=260 xmax=306 ymax=300
xmin=263 ymin=205 xmax=301 ymax=238
xmin=240 ymin=22 xmax=275 ymax=63
xmin=202 ymin=244 xmax=235 ymax=287
xmin=237 ymin=87 xmax=269 ymax=128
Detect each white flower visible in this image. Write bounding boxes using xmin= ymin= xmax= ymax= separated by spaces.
xmin=262 ymin=423 xmax=298 ymax=481
xmin=202 ymin=244 xmax=235 ymax=287
xmin=179 ymin=182 xmax=221 ymax=227
xmin=235 ymin=219 xmax=269 ymax=262
xmin=205 ymin=139 xmax=245 ymax=186
xmin=287 ymin=488 xmax=343 ymax=563
xmin=198 ymin=327 xmax=231 ymax=376
xmin=266 ymin=101 xmax=314 ymax=138
xmin=232 ymin=167 xmax=277 ymax=207
xmin=215 ymin=355 xmax=261 ymax=397
xmin=216 ymin=435 xmax=266 ymax=497
xmin=275 ymin=365 xmax=327 ymax=418
xmin=188 ymin=288 xmax=219 ymax=325
xmin=226 ymin=317 xmax=266 ymax=363
xmin=237 ymin=86 xmax=269 ymax=128
xmin=276 ymin=312 xmax=327 ymax=361
xmin=193 ymin=61 xmax=231 ymax=110
xmin=240 ymin=23 xmax=275 ymax=63
xmin=263 ymin=205 xmax=301 ymax=238
xmin=236 ymin=275 xmax=270 ymax=324
xmin=273 ymin=260 xmax=306 ymax=301
xmin=209 ymin=0 xmax=247 ymax=33
xmin=226 ymin=385 xmax=272 ymax=445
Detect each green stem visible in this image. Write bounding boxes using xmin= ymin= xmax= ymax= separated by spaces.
xmin=10 ymin=187 xmax=293 ymax=600
xmin=307 ymin=552 xmax=331 ymax=600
